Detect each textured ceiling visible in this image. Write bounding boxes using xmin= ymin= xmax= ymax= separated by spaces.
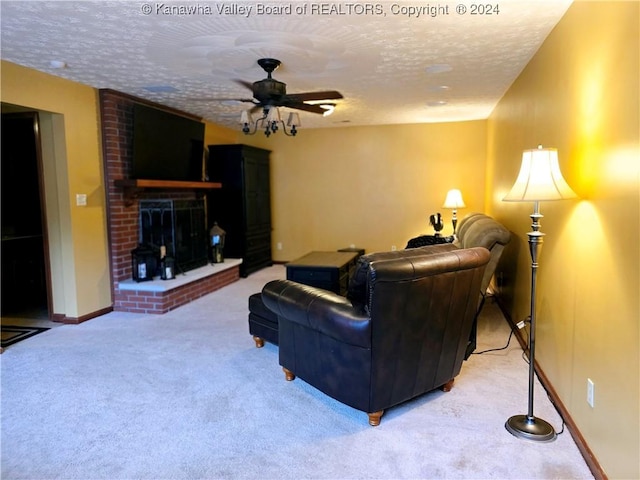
xmin=1 ymin=1 xmax=573 ymax=129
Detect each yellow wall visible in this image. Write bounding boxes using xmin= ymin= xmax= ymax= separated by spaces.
xmin=1 ymin=60 xmax=109 ymax=318
xmin=204 ymin=122 xmax=239 ymax=147
xmin=245 ymin=121 xmax=487 ymax=261
xmin=486 ymin=2 xmax=639 ymax=478
xmin=0 ymin=60 xmax=239 ymax=318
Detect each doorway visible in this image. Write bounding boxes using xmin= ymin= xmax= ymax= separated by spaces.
xmin=1 ymin=111 xmax=52 ymax=324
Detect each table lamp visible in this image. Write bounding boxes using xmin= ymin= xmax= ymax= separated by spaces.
xmin=443 ymin=189 xmax=466 ymax=235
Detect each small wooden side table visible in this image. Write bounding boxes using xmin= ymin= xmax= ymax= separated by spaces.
xmin=286 ymin=251 xmax=359 ymax=296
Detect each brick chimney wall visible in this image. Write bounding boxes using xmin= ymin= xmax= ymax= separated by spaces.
xmin=99 ymin=89 xmax=238 ymax=313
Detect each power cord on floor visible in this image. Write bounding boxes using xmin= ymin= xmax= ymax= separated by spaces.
xmin=471 ymin=328 xmax=515 ymax=355
xmin=552 ymin=409 xmax=566 ymax=435
xmin=471 ymin=310 xmax=568 ymax=436
xmin=471 ymin=317 xmax=529 ymax=355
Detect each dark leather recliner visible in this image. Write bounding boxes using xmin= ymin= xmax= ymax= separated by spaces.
xmin=405 ymin=213 xmax=511 ymax=357
xmin=261 ymin=247 xmax=490 ymax=426
xmin=453 ymin=213 xmax=511 ymax=299
xmin=451 ymin=213 xmax=511 ymax=356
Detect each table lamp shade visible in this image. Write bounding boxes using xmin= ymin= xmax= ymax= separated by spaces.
xmin=503 ymin=147 xmax=577 ymax=202
xmin=443 ymin=189 xmax=466 ymax=209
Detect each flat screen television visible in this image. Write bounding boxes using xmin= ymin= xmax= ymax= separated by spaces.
xmin=132 ymin=103 xmax=205 ymax=181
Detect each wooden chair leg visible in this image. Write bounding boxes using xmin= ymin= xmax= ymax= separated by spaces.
xmin=368 ymin=411 xmax=384 ymax=426
xmin=283 ymin=367 xmax=295 ymax=381
xmin=441 ymin=379 xmax=455 ymax=392
xmin=252 ymin=336 xmax=265 ymax=348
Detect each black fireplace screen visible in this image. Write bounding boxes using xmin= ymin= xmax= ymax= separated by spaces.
xmin=139 ymin=199 xmax=208 ymax=273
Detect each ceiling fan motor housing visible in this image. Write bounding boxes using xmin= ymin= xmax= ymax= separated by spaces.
xmin=235 ymin=57 xmax=342 ymax=114
xmin=253 ymin=78 xmax=287 ymax=103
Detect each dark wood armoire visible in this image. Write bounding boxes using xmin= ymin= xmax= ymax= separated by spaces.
xmin=206 ymin=144 xmax=272 ymax=277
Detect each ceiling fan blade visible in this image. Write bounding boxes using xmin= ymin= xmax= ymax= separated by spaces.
xmin=191 ymin=97 xmax=256 ymax=103
xmin=285 ymin=90 xmax=343 ymax=102
xmin=279 ymin=101 xmax=328 ymax=115
xmin=228 ymin=61 xmax=344 ymax=115
xmin=233 ymin=79 xmax=255 ymax=91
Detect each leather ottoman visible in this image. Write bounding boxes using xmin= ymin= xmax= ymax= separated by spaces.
xmin=248 ymin=292 xmax=279 ymax=347
xmin=249 ymin=248 xmax=364 ymax=348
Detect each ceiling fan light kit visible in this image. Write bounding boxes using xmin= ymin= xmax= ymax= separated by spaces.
xmin=235 ymin=58 xmax=343 ymax=137
xmin=241 ymin=106 xmax=300 ymax=137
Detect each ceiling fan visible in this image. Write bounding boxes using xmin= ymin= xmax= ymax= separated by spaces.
xmin=232 ymin=58 xmax=344 ymax=115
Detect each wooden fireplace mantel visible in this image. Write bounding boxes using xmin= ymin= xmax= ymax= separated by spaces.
xmin=114 ymin=179 xmax=222 ymax=206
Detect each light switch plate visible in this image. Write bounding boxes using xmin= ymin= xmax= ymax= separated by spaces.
xmin=76 ymin=194 xmax=87 ymax=206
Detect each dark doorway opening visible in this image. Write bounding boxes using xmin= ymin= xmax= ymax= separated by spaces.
xmin=1 ymin=112 xmax=51 ymax=321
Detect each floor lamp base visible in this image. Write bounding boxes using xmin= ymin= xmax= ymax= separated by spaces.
xmin=505 ymin=415 xmax=557 ymax=442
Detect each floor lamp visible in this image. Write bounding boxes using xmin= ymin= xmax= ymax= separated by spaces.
xmin=503 ymin=145 xmax=577 ymax=442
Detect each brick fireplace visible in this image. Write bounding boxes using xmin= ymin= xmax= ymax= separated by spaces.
xmin=100 ymin=89 xmax=240 ymax=314
xmin=139 ymin=198 xmax=208 ymax=272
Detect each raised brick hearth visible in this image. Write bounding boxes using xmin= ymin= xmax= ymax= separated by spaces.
xmin=100 ymin=89 xmax=240 ymax=313
xmin=117 ymin=261 xmax=241 ymax=314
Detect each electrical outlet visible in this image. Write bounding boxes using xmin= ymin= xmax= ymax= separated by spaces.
xmin=391 ymin=245 xmax=397 ymax=251
xmin=587 ymin=378 xmax=595 ymax=408
xmin=276 ymin=242 xmax=283 ymax=251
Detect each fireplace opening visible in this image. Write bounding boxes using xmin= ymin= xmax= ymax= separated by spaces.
xmin=139 ymin=199 xmax=209 ymax=275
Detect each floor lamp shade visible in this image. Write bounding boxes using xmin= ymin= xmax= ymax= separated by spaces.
xmin=503 ymin=147 xmax=577 ymax=202
xmin=503 ymin=145 xmax=577 ymax=442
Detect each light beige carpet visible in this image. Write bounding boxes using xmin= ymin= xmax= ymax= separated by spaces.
xmin=1 ymin=265 xmax=593 ymax=479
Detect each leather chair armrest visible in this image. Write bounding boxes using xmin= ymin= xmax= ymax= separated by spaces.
xmin=262 ymin=279 xmax=371 ymax=348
